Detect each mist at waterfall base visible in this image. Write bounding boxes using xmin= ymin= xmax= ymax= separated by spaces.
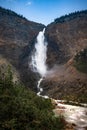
xmin=30 ymin=28 xmax=48 ymax=98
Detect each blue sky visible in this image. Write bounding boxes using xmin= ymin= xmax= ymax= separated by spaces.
xmin=0 ymin=0 xmax=87 ymax=25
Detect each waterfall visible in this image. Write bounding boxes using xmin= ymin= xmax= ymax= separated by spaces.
xmin=30 ymin=28 xmax=48 ymax=97
xmin=37 ymin=77 xmax=43 ymax=96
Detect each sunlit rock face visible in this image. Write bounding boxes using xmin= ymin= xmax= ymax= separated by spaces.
xmin=45 ymin=10 xmax=87 ymax=67
xmin=43 ymin=10 xmax=87 ymax=101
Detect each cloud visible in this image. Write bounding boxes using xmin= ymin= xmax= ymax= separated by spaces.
xmin=26 ymin=1 xmax=32 ymax=6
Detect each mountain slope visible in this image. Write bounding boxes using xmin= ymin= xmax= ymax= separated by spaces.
xmin=43 ymin=10 xmax=87 ymax=102
xmin=0 ymin=7 xmax=87 ymax=102
xmin=0 ymin=7 xmax=45 ymax=90
xmin=45 ymin=10 xmax=87 ymax=66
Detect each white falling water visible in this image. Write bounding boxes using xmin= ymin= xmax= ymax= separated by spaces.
xmin=31 ymin=28 xmax=47 ymax=77
xmin=31 ymin=28 xmax=48 ymax=96
xmin=37 ymin=78 xmax=43 ymax=96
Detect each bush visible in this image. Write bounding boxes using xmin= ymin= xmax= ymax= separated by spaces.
xmin=0 ymin=66 xmax=64 ymax=130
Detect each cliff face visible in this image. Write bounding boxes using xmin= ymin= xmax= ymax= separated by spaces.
xmin=45 ymin=10 xmax=87 ymax=66
xmin=43 ymin=11 xmax=87 ymax=102
xmin=0 ymin=7 xmax=45 ymax=90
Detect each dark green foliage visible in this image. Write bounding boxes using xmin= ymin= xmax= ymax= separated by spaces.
xmin=54 ymin=10 xmax=87 ymax=23
xmin=0 ymin=67 xmax=64 ymax=130
xmin=74 ymin=48 xmax=87 ymax=73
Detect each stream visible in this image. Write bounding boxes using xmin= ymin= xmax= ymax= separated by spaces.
xmin=53 ymin=100 xmax=87 ymax=130
xmin=37 ymin=78 xmax=87 ymax=130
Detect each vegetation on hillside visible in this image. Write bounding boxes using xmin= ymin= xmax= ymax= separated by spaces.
xmin=54 ymin=10 xmax=87 ymax=23
xmin=0 ymin=66 xmax=64 ymax=130
xmin=74 ymin=48 xmax=87 ymax=73
xmin=0 ymin=6 xmax=26 ymax=20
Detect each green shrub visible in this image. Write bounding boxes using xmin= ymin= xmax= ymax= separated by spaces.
xmin=0 ymin=66 xmax=64 ymax=130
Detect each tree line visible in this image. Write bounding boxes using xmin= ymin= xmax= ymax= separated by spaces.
xmin=54 ymin=10 xmax=87 ymax=23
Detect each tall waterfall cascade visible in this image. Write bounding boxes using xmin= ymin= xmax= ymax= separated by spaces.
xmin=30 ymin=28 xmax=48 ymax=97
